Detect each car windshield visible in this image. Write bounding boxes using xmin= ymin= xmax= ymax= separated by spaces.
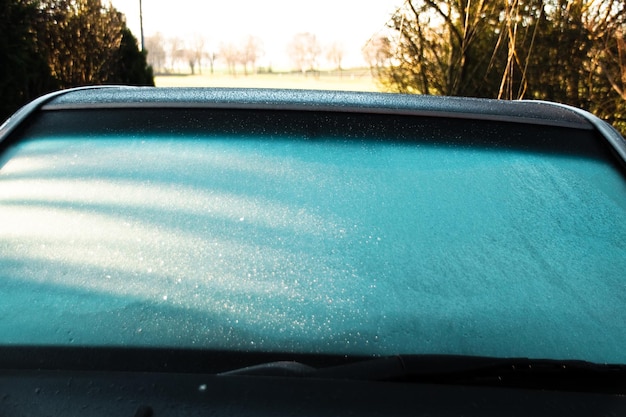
xmin=1 ymin=108 xmax=625 ymax=365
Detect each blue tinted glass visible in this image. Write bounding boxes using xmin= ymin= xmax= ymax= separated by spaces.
xmin=1 ymin=135 xmax=625 ymax=364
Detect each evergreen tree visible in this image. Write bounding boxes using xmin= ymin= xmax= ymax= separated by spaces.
xmin=0 ymin=0 xmax=57 ymax=121
xmin=1 ymin=0 xmax=154 ymax=122
xmin=106 ymin=28 xmax=154 ymax=86
xmin=35 ymin=0 xmax=153 ymax=88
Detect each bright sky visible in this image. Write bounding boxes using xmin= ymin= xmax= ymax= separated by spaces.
xmin=108 ymin=0 xmax=404 ymax=69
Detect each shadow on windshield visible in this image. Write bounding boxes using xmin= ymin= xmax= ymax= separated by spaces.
xmin=1 ymin=108 xmax=626 ymax=367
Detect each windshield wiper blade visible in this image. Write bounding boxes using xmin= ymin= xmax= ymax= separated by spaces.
xmin=218 ymin=360 xmax=317 ymax=378
xmin=218 ymin=355 xmax=626 ymax=394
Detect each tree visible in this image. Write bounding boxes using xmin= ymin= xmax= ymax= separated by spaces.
xmin=575 ymin=0 xmax=626 ymax=130
xmin=598 ymin=30 xmax=626 ymax=100
xmin=374 ymin=0 xmax=626 ymax=134
xmin=0 ymin=0 xmax=57 ymax=120
xmin=326 ymin=41 xmax=345 ymax=72
xmin=189 ymin=33 xmax=206 ymax=75
xmin=207 ymin=49 xmax=218 ymax=75
xmin=595 ymin=28 xmax=626 ymax=133
xmin=373 ymin=0 xmax=502 ymax=95
xmin=167 ymin=36 xmax=185 ymax=72
xmin=219 ymin=42 xmax=240 ymax=76
xmin=34 ymin=0 xmax=153 ymax=87
xmin=287 ymin=32 xmax=321 ymax=74
xmin=502 ymin=0 xmax=626 ymax=129
xmin=240 ymin=35 xmax=263 ymax=75
xmin=363 ymin=35 xmax=393 ymax=69
xmin=1 ymin=0 xmax=152 ymax=121
xmin=144 ymin=32 xmax=167 ymax=73
xmin=36 ymin=0 xmax=123 ymax=86
xmin=108 ymin=27 xmax=154 ymax=85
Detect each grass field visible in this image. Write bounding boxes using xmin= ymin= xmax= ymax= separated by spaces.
xmin=155 ymin=69 xmax=382 ymax=92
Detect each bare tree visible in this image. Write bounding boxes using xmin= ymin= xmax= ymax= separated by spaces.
xmin=362 ymin=35 xmax=393 ymax=68
xmin=240 ymin=35 xmax=263 ymax=75
xmin=587 ymin=1 xmax=626 ymax=100
xmin=362 ymin=35 xmax=395 ymax=88
xmin=372 ymin=0 xmax=626 ymax=134
xmin=185 ymin=49 xmax=196 ymax=74
xmin=599 ymin=30 xmax=626 ymax=99
xmin=207 ymin=50 xmax=218 ymax=75
xmin=144 ymin=32 xmax=166 ymax=73
xmin=326 ymin=41 xmax=345 ymax=72
xmin=167 ymin=37 xmax=185 ymax=72
xmin=189 ymin=33 xmax=206 ymax=75
xmin=377 ymin=0 xmax=502 ymax=95
xmin=219 ymin=42 xmax=240 ymax=75
xmin=287 ymin=32 xmax=321 ymax=74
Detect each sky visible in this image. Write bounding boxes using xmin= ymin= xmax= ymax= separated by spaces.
xmin=108 ymin=0 xmax=404 ymax=69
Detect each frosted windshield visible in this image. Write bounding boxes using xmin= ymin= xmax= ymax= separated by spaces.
xmin=1 ymin=135 xmax=626 ymax=364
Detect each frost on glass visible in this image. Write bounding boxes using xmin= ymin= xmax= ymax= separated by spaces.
xmin=1 ymin=136 xmax=625 ymax=363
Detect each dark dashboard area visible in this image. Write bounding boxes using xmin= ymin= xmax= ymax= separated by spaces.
xmin=3 ymin=347 xmax=625 ymax=416
xmin=2 ymin=368 xmax=626 ymax=417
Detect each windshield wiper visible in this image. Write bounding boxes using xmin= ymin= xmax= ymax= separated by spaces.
xmin=218 ymin=355 xmax=626 ymax=394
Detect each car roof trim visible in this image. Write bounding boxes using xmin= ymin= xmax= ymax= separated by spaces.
xmin=533 ymin=100 xmax=626 ymax=164
xmin=41 ymin=100 xmax=594 ymax=130
xmin=41 ymin=86 xmax=595 ymax=131
xmin=0 ymin=86 xmax=126 ymax=142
